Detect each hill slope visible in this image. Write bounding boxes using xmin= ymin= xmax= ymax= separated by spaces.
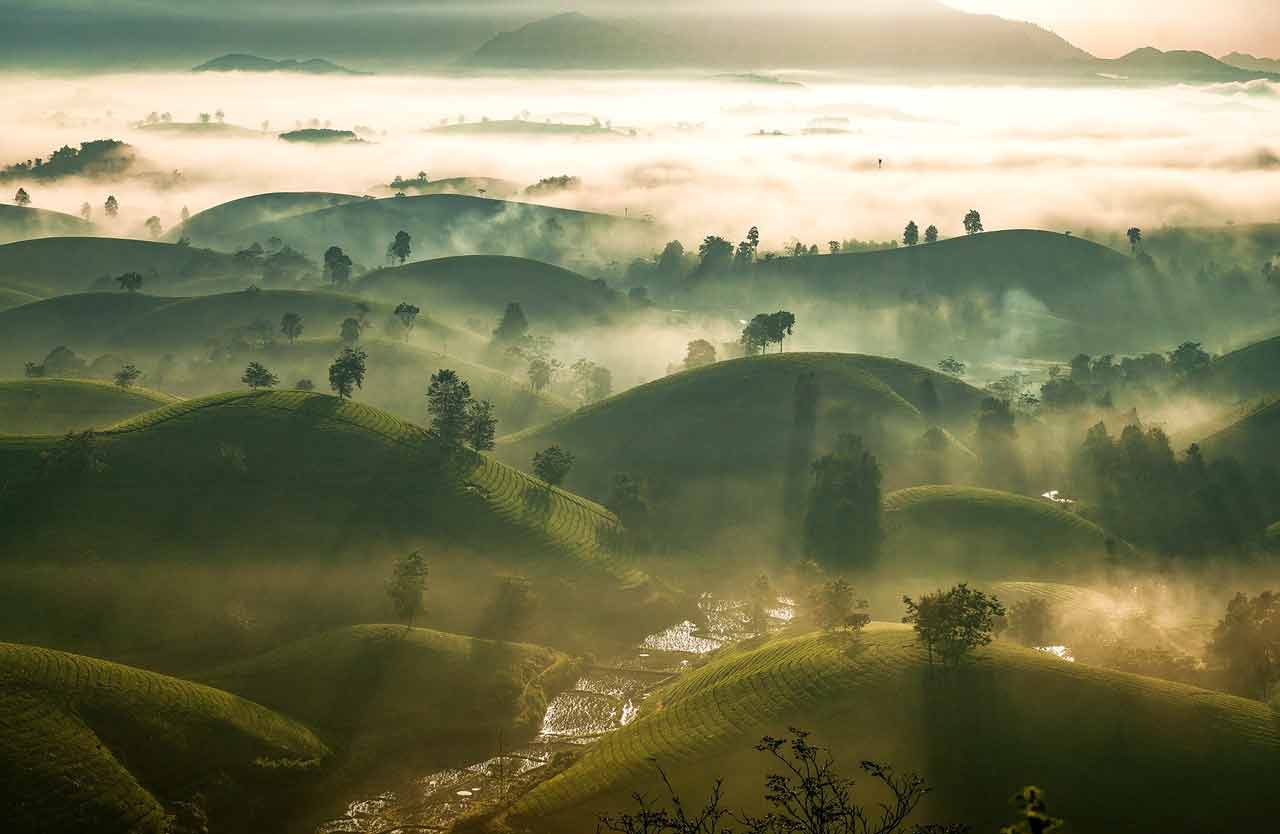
xmin=0 ymin=236 xmax=254 ymax=295
xmin=0 ymin=204 xmax=92 ymax=245
xmin=0 ymin=641 xmax=327 ymax=834
xmin=0 ymin=378 xmax=177 ymax=435
xmin=882 ymin=486 xmax=1130 ymax=577
xmin=1099 ymin=47 xmax=1278 ymax=82
xmin=175 ymin=191 xmax=360 ymax=249
xmin=513 ymin=625 xmax=1280 ymax=833
xmin=1192 ymin=335 xmax=1280 ymax=401
xmin=205 ymin=625 xmax=575 ymax=763
xmin=193 ymin=54 xmax=365 ymax=74
xmin=1199 ymin=398 xmax=1280 ymax=464
xmin=229 ymin=193 xmax=659 ymax=269
xmin=355 ymin=254 xmax=622 ymax=327
xmin=498 ymin=353 xmax=985 ymax=547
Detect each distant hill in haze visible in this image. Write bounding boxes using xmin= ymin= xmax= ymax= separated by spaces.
xmin=464 ymin=12 xmax=659 ymax=69
xmin=0 ymin=205 xmax=92 ymax=246
xmin=193 ymin=53 xmax=367 ymax=74
xmin=1096 ymin=47 xmax=1279 ymax=82
xmin=1221 ymin=52 xmax=1280 ymax=73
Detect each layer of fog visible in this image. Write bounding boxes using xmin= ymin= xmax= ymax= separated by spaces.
xmin=3 ymin=71 xmax=1278 ymax=246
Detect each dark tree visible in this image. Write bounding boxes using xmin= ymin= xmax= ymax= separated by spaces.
xmin=925 ymin=224 xmax=939 ymax=244
xmin=104 ymin=195 xmax=119 ymax=217
xmin=241 ymin=361 xmax=279 ymax=390
xmin=1126 ymin=227 xmax=1142 ymax=254
xmin=903 ymin=221 xmax=919 ymax=247
xmin=999 ymin=786 xmax=1063 ymax=834
xmin=657 ymin=240 xmax=686 ymax=276
xmin=388 ymin=229 xmax=412 ymax=264
xmin=963 ymin=209 xmax=983 ymax=235
xmin=464 ymin=398 xmax=498 ymax=452
xmin=803 ymin=434 xmax=883 ymax=570
xmin=807 ymin=578 xmax=871 ymax=632
xmin=493 ymin=301 xmax=529 ymax=345
xmin=1208 ymin=591 xmax=1279 ymax=700
xmin=607 ymin=472 xmax=650 ymax=531
xmin=765 ymin=311 xmax=796 ymax=352
xmin=144 ymin=216 xmax=163 ymax=238
xmin=903 ymin=583 xmax=1006 ymax=666
xmin=328 ymin=347 xmax=368 ymax=399
xmin=280 ymin=312 xmax=304 ymax=343
xmin=394 ymin=302 xmax=421 ymax=340
xmin=533 ymin=445 xmax=574 ymax=487
xmin=1167 ymin=341 xmax=1210 ymax=378
xmin=13 ymin=188 xmax=30 ymax=206
xmin=527 ymin=357 xmax=558 ymax=393
xmin=427 ymin=368 xmax=471 ymax=445
xmin=295 ymin=378 xmax=315 ymax=391
xmin=112 ymin=364 xmax=142 ymax=389
xmin=323 ymin=245 xmax=353 ymax=287
xmin=386 ymin=550 xmax=429 ymax=628
xmin=740 ymin=314 xmax=772 ymax=356
xmin=695 ymin=235 xmax=734 ymax=276
xmin=115 ymin=272 xmax=143 ymax=293
xmin=937 ymin=356 xmax=965 ymax=376
xmin=684 ymin=339 xmax=717 ymax=370
xmin=339 ymin=317 xmax=362 ymax=345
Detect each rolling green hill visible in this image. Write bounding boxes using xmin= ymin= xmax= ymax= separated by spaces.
xmin=355 ymin=254 xmax=622 ymax=327
xmin=0 ymin=641 xmax=327 ymax=834
xmin=227 ymin=193 xmax=660 ymax=270
xmin=0 ymin=236 xmax=254 ymax=295
xmin=882 ymin=486 xmax=1129 ymax=577
xmin=1199 ymin=398 xmax=1280 ymax=464
xmin=0 ymin=283 xmax=42 ymax=311
xmin=0 ymin=378 xmax=177 ymax=435
xmin=0 ymin=204 xmax=93 ymax=245
xmin=0 ymin=288 xmax=477 ymax=376
xmin=175 ymin=191 xmax=359 ymax=249
xmin=204 ymin=625 xmax=576 ymax=763
xmin=0 ymin=391 xmax=670 ymax=638
xmin=1192 ymin=335 xmax=1280 ymax=401
xmin=498 ymin=353 xmax=985 ymax=546
xmin=512 ymin=625 xmax=1280 ymax=833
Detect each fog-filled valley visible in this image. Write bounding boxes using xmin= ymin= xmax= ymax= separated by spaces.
xmin=2 ymin=4 xmax=1280 ymax=833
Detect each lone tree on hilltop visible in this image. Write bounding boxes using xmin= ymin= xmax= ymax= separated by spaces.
xmin=14 ymin=188 xmax=30 ymax=206
xmin=115 ymin=272 xmax=143 ymax=293
xmin=427 ymin=368 xmax=471 ymax=446
xmin=394 ymin=302 xmax=421 ymax=340
xmin=328 ymin=347 xmax=367 ymax=399
xmin=963 ymin=209 xmax=983 ymax=235
xmin=904 ymin=221 xmax=919 ymax=247
xmin=323 ymin=245 xmax=353 ymax=287
xmin=925 ymin=224 xmax=939 ymax=244
xmin=112 ymin=364 xmax=142 ymax=389
xmin=804 ymin=434 xmax=883 ymax=570
xmin=387 ymin=550 xmax=429 ymax=629
xmin=241 ymin=361 xmax=279 ymax=390
xmin=533 ymin=445 xmax=574 ymax=488
xmin=740 ymin=314 xmax=771 ymax=356
xmin=280 ymin=312 xmax=304 ymax=343
xmin=903 ymin=583 xmax=1006 ymax=667
xmin=765 ymin=310 xmax=796 ymax=352
xmin=388 ymin=229 xmax=412 ymax=264
xmin=104 ymin=195 xmax=119 ymax=218
xmin=683 ymin=338 xmax=716 ymax=370
xmin=1126 ymin=227 xmax=1143 ymax=254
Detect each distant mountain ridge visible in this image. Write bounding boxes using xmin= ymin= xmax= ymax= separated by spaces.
xmin=193 ymin=53 xmax=367 ymax=74
xmin=1221 ymin=52 xmax=1280 ymax=73
xmin=1097 ymin=47 xmax=1279 ymax=82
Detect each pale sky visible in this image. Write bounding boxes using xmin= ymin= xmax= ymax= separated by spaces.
xmin=947 ymin=0 xmax=1280 ymax=58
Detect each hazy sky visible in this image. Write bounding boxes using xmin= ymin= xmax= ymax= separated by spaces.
xmin=948 ymin=1 xmax=1280 ymax=58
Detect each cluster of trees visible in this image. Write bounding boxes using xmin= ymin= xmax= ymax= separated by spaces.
xmin=525 ymin=175 xmax=581 ymax=196
xmin=902 ymin=221 xmax=939 ymax=247
xmin=1208 ymin=590 xmax=1279 ymax=702
xmin=570 ymin=358 xmax=613 ymax=403
xmin=803 ymin=434 xmax=883 ymax=571
xmin=532 ymin=445 xmax=574 ymax=487
xmin=427 ymin=368 xmax=498 ymax=451
xmin=1071 ymin=421 xmax=1279 ymax=558
xmin=1039 ymin=342 xmax=1211 ymax=411
xmin=0 ymin=139 xmax=135 ymax=181
xmin=740 ymin=311 xmax=796 ymax=355
xmin=234 ymin=239 xmax=316 ymax=286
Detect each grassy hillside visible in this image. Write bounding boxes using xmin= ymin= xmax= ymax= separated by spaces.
xmin=229 ymin=193 xmax=659 ymax=268
xmin=1193 ymin=335 xmax=1280 ymax=401
xmin=0 ymin=391 xmax=670 ymax=640
xmin=0 ymin=288 xmax=477 ymax=375
xmin=0 ymin=283 xmax=42 ymax=311
xmin=0 ymin=236 xmax=254 ymax=296
xmin=0 ymin=204 xmax=92 ymax=245
xmin=882 ymin=486 xmax=1129 ymax=577
xmin=498 ymin=353 xmax=985 ymax=546
xmin=356 ymin=254 xmax=623 ymax=327
xmin=0 ymin=641 xmax=327 ymax=834
xmin=175 ymin=191 xmax=359 ymax=248
xmin=1199 ymin=398 xmax=1280 ymax=464
xmin=513 ymin=625 xmax=1280 ymax=833
xmin=0 ymin=378 xmax=177 ymax=435
xmin=205 ymin=625 xmax=576 ymax=763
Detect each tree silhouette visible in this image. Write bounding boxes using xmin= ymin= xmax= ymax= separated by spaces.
xmin=241 ymin=361 xmax=279 ymax=390
xmin=386 ymin=550 xmax=429 ymax=628
xmin=339 ymin=317 xmax=362 ymax=345
xmin=144 ymin=216 xmax=162 ymax=238
xmin=937 ymin=356 xmax=965 ymax=376
xmin=427 ymin=368 xmax=471 ymax=445
xmin=533 ymin=445 xmax=574 ymax=487
xmin=903 ymin=221 xmax=919 ymax=247
xmin=766 ymin=311 xmax=796 ymax=352
xmin=903 ymin=583 xmax=1006 ymax=666
xmin=13 ymin=188 xmax=30 ymax=206
xmin=963 ymin=209 xmax=983 ymax=235
xmin=695 ymin=235 xmax=734 ymax=276
xmin=804 ymin=434 xmax=883 ymax=570
xmin=683 ymin=339 xmax=717 ymax=370
xmin=104 ymin=195 xmax=119 ymax=218
xmin=1126 ymin=227 xmax=1143 ymax=254
xmin=112 ymin=364 xmax=142 ymax=389
xmin=493 ymin=301 xmax=529 ymax=345
xmin=394 ymin=302 xmax=421 ymax=340
xmin=807 ymin=578 xmax=871 ymax=632
xmin=925 ymin=225 xmax=939 ymax=244
xmin=464 ymin=399 xmax=498 ymax=451
xmin=115 ymin=272 xmax=143 ymax=293
xmin=1208 ymin=591 xmax=1280 ymax=700
xmin=280 ymin=312 xmax=304 ymax=343
xmin=328 ymin=347 xmax=368 ymax=399
xmin=527 ymin=357 xmax=559 ymax=392
xmin=999 ymin=786 xmax=1063 ymax=834
xmin=388 ymin=230 xmax=412 ymax=264
xmin=323 ymin=245 xmax=353 ymax=287
xmin=740 ymin=314 xmax=771 ymax=356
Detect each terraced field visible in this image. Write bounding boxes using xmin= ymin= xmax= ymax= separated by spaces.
xmin=204 ymin=625 xmax=577 ymax=762
xmin=0 ymin=378 xmax=178 ymax=435
xmin=513 ymin=624 xmax=1280 ymax=833
xmin=0 ymin=641 xmax=327 ymax=834
xmin=882 ymin=485 xmax=1130 ymax=577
